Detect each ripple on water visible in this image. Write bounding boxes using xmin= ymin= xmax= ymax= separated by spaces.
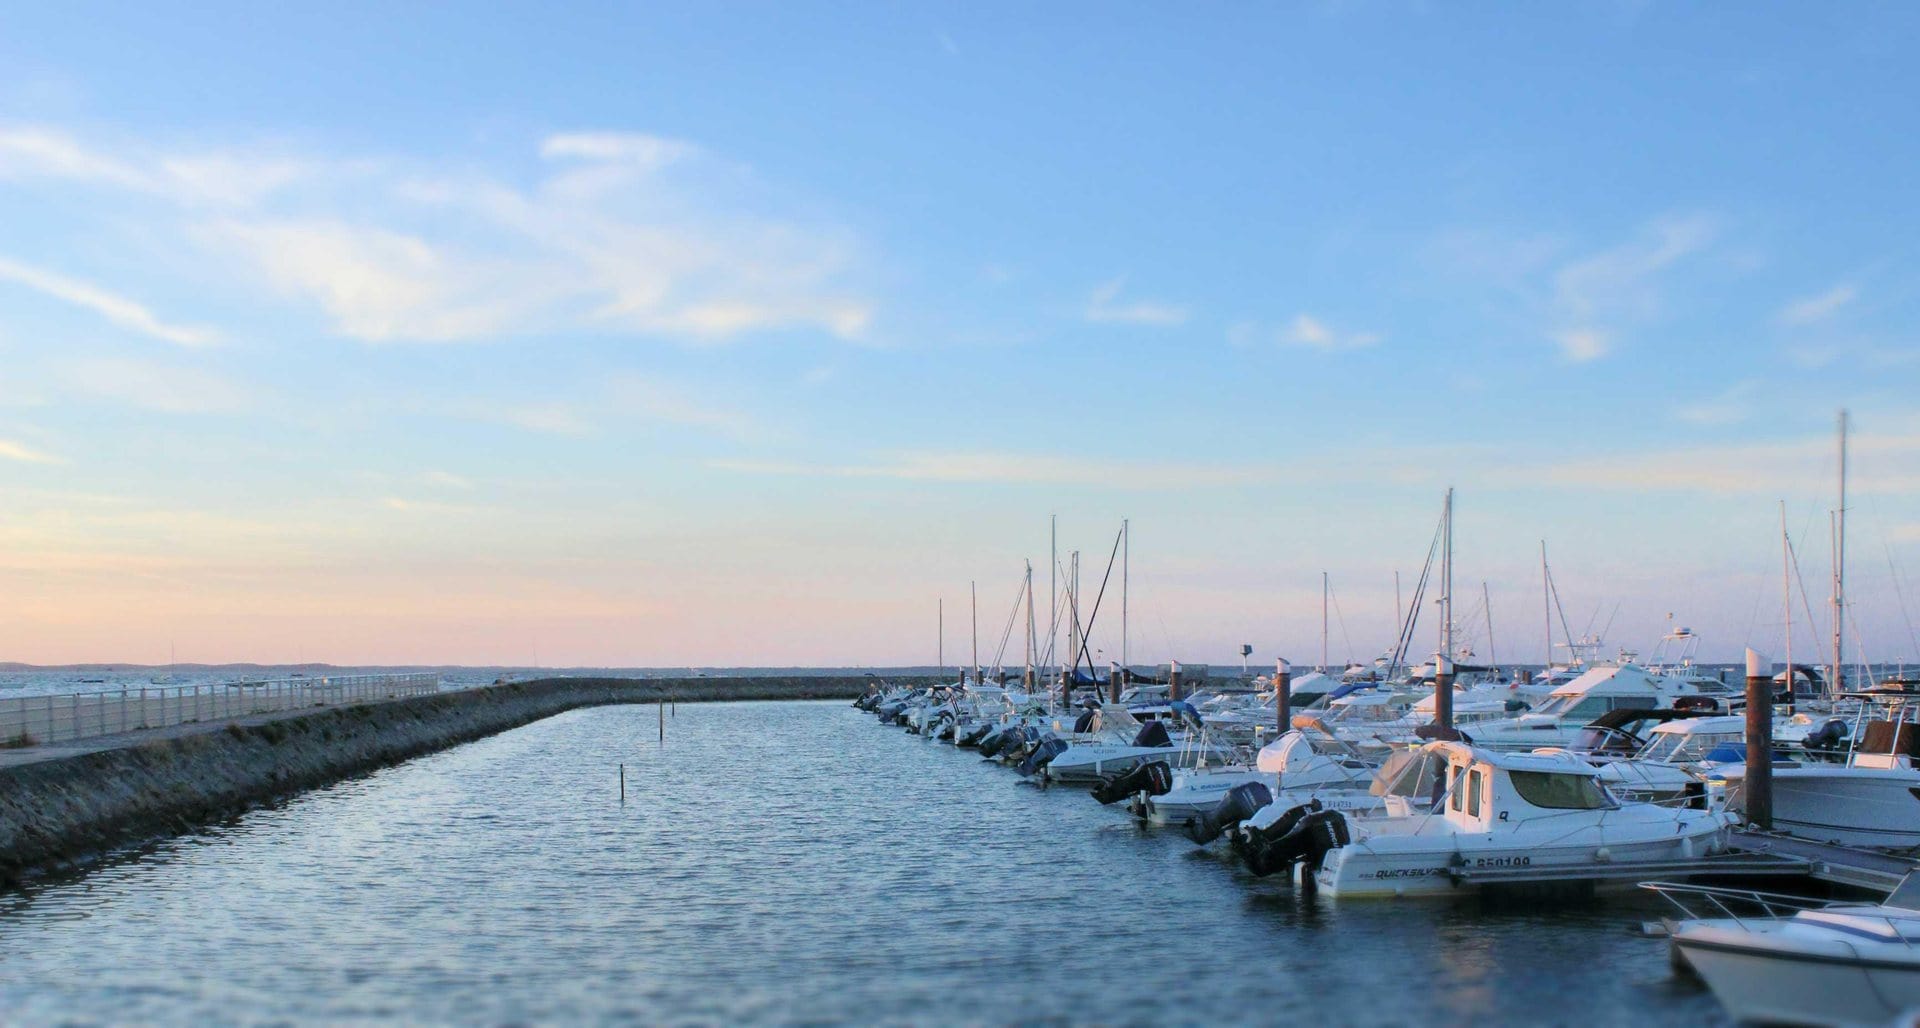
xmin=0 ymin=702 xmax=1725 ymax=1025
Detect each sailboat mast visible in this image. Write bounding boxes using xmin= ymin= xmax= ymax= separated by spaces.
xmin=1121 ymin=518 xmax=1129 ymax=676
xmin=1321 ymin=571 xmax=1329 ymax=673
xmin=1483 ymin=580 xmax=1496 ymax=668
xmin=1442 ymin=488 xmax=1455 ymax=663
xmin=1541 ymin=541 xmax=1552 ymax=670
xmin=1024 ymin=561 xmax=1035 ymax=682
xmin=938 ymin=598 xmax=944 ymax=679
xmin=1834 ymin=409 xmax=1848 ymax=693
xmin=1782 ymin=501 xmax=1794 ymax=704
xmin=970 ymin=580 xmax=979 ymax=687
xmin=1049 ymin=515 xmax=1057 ymax=678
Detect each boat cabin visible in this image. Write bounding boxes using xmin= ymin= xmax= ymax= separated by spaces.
xmin=1372 ymin=741 xmax=1616 ymax=828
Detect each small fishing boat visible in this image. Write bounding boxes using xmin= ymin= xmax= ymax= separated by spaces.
xmin=1297 ymin=740 xmax=1732 ymax=897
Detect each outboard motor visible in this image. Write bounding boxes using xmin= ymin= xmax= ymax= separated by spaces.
xmin=1002 ymin=726 xmax=1042 ymax=764
xmin=1804 ymin=717 xmax=1849 ymax=755
xmin=1185 ymin=781 xmax=1274 ymax=845
xmin=957 ymin=721 xmax=994 ymax=748
xmin=1132 ymin=720 xmax=1172 ymax=748
xmin=1090 ymin=760 xmax=1174 ymax=805
xmin=977 ymin=724 xmax=1014 ymax=757
xmin=1017 ymin=736 xmax=1070 ymax=777
xmin=1073 ymin=708 xmax=1099 ymax=734
xmin=1239 ymin=801 xmax=1350 ymax=878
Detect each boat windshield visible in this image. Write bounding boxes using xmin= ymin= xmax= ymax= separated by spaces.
xmin=1509 ymin=770 xmax=1614 ymax=810
xmin=1374 ymin=749 xmax=1443 ymax=799
xmin=1637 ymin=731 xmax=1741 ymax=763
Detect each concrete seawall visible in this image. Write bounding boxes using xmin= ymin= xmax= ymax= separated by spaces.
xmin=0 ymin=675 xmax=926 ymax=887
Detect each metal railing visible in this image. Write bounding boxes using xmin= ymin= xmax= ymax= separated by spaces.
xmin=0 ymin=674 xmax=443 ymax=748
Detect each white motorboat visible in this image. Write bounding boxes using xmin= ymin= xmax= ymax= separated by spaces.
xmin=1715 ymin=718 xmax=1920 ymax=848
xmin=1298 ymin=741 xmax=1732 ymax=897
xmin=1466 ymin=663 xmax=1738 ymax=751
xmin=1666 ymin=873 xmax=1920 ymax=1026
xmin=1145 ymin=721 xmax=1377 ymax=826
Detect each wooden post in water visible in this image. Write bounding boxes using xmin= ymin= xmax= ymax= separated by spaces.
xmin=619 ymin=763 xmax=626 ymax=803
xmin=1169 ymin=660 xmax=1183 ymax=702
xmin=1275 ymin=658 xmax=1291 ymax=735
xmin=1107 ymin=661 xmax=1120 ymax=706
xmin=1433 ymin=654 xmax=1454 ymax=732
xmin=658 ymin=698 xmax=665 ymax=744
xmin=1744 ymin=648 xmax=1773 ymax=830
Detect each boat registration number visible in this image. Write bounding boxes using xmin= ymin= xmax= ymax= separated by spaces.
xmin=1472 ymin=856 xmax=1532 ymax=868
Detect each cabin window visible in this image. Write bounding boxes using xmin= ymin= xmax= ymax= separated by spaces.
xmin=1450 ymin=767 xmax=1465 ymax=811
xmin=1508 ymin=770 xmax=1612 ymax=810
xmin=1565 ymin=696 xmax=1611 ymax=721
xmin=1467 ymin=769 xmax=1483 ymax=817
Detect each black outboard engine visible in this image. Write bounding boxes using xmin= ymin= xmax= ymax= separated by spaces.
xmin=1238 ymin=800 xmax=1350 ymax=879
xmin=1090 ymin=760 xmax=1174 ymax=805
xmin=1185 ymin=781 xmax=1274 ymax=845
xmin=977 ymin=724 xmax=1013 ymax=757
xmin=1017 ymin=736 xmax=1069 ymax=777
xmin=957 ymin=721 xmax=993 ymax=748
xmin=1002 ymin=726 xmax=1042 ymax=764
xmin=1132 ymin=720 xmax=1172 ymax=748
xmin=1803 ymin=717 xmax=1849 ymax=758
xmin=1073 ymin=708 xmax=1099 ymax=734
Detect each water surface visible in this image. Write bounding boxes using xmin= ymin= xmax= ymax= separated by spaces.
xmin=0 ymin=701 xmax=1720 ymax=1024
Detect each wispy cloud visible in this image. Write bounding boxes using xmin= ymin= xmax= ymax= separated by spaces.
xmin=0 ymin=123 xmax=874 ymax=346
xmin=492 ymin=404 xmax=592 ymax=436
xmin=610 ymin=375 xmax=760 ymax=441
xmin=0 ymin=437 xmax=61 ymax=464
xmin=1548 ymin=214 xmax=1714 ymax=362
xmin=0 ymin=256 xmax=219 ymax=347
xmin=1779 ymin=284 xmax=1857 ymax=326
xmin=1675 ymin=380 xmax=1758 ymax=426
xmin=1503 ymin=426 xmax=1920 ymax=496
xmin=62 ymin=357 xmax=253 ymax=413
xmin=711 ymin=450 xmax=1273 ymax=488
xmin=1085 ymin=276 xmax=1188 ymax=326
xmin=1279 ymin=314 xmax=1380 ymax=352
xmin=1554 ymin=328 xmax=1610 ymax=363
xmin=423 ymin=470 xmax=473 ymax=489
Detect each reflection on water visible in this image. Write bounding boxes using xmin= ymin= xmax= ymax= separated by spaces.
xmin=0 ymin=702 xmax=1722 ymax=1025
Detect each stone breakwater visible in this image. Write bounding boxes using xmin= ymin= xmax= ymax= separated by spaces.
xmin=0 ymin=675 xmax=924 ymax=887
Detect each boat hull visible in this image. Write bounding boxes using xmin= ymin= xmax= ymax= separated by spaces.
xmin=1313 ymin=817 xmax=1728 ymax=898
xmin=1676 ymin=925 xmax=1920 ymax=1027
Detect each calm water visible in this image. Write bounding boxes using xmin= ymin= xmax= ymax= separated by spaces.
xmin=0 ymin=702 xmax=1722 ymax=1025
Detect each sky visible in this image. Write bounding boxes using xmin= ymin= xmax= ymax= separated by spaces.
xmin=1 ymin=3 xmax=1918 ymax=668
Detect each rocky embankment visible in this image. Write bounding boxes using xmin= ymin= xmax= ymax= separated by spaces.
xmin=0 ymin=675 xmax=921 ymax=887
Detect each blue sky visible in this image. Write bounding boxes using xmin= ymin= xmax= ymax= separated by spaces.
xmin=0 ymin=3 xmax=1917 ymax=666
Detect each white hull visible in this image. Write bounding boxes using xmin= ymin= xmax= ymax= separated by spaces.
xmin=1763 ymin=767 xmax=1920 ymax=848
xmin=1677 ymin=925 xmax=1920 ymax=1026
xmin=1046 ymin=744 xmax=1233 ymax=782
xmin=1145 ymin=769 xmax=1268 ymax=824
xmin=1314 ymin=812 xmax=1729 ymax=898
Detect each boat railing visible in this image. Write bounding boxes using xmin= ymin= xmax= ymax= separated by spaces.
xmin=0 ymin=673 xmax=444 ymax=748
xmin=1638 ymin=881 xmax=1833 ymax=930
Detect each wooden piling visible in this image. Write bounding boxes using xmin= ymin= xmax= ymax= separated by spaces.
xmin=1433 ymin=654 xmax=1454 ymax=732
xmin=619 ymin=763 xmax=626 ymax=803
xmin=1275 ymin=658 xmax=1291 ymax=734
xmin=658 ymin=698 xmax=665 ymax=744
xmin=1169 ymin=660 xmax=1183 ymax=703
xmin=1744 ymin=648 xmax=1773 ymax=830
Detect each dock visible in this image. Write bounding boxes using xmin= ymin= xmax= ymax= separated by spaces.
xmin=1728 ymin=829 xmax=1917 ymax=893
